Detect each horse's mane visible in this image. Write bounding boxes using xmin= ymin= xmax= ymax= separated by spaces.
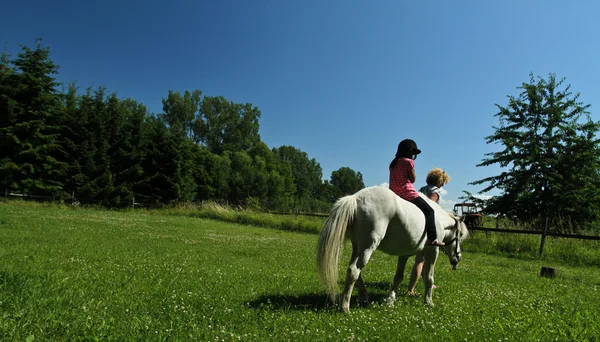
xmin=447 ymin=210 xmax=469 ymax=237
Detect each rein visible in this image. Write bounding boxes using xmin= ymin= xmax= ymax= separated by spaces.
xmin=441 ymin=234 xmax=460 ymax=256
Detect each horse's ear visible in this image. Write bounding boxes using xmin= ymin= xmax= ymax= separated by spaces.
xmin=459 ymin=215 xmax=466 ymax=223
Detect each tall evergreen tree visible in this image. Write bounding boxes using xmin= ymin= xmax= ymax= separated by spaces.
xmin=80 ymin=87 xmax=114 ymax=205
xmin=66 ymin=87 xmax=99 ymax=202
xmin=137 ymin=116 xmax=175 ymax=205
xmin=471 ymin=73 xmax=600 ymax=226
xmin=0 ymin=48 xmax=16 ymax=170
xmin=115 ymin=98 xmax=148 ymax=204
xmin=57 ymin=82 xmax=85 ymax=195
xmin=138 ymin=116 xmax=196 ymax=205
xmin=0 ymin=40 xmax=67 ymax=196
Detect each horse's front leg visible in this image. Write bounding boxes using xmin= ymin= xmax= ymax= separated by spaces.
xmin=386 ymin=255 xmax=410 ymax=307
xmin=422 ymin=246 xmax=440 ymax=306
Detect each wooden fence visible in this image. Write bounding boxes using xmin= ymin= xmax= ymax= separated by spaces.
xmin=271 ymin=210 xmax=600 ymax=256
xmin=454 ymin=225 xmax=600 ymax=256
xmin=2 ymin=189 xmax=140 ymax=208
xmin=4 ymin=189 xmax=598 ymax=256
xmin=468 ymin=226 xmax=600 ymax=240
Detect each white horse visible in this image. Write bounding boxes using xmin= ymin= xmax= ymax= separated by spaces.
xmin=316 ymin=185 xmax=468 ymax=312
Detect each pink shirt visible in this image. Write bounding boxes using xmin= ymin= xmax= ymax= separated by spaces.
xmin=389 ymin=158 xmax=419 ymax=200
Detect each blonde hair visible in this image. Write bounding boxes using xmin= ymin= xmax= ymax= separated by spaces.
xmin=426 ymin=168 xmax=450 ymax=187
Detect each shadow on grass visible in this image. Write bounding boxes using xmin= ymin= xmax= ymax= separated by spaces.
xmin=248 ymin=282 xmax=394 ymax=312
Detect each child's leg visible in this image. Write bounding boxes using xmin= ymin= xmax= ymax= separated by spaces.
xmin=408 ymin=253 xmax=424 ymax=294
xmin=410 ymin=197 xmax=442 ymax=244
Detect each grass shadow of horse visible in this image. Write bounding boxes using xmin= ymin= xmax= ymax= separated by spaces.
xmin=248 ymin=281 xmax=394 ymax=312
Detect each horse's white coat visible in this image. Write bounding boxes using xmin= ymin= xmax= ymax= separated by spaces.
xmin=316 ymin=185 xmax=468 ymax=312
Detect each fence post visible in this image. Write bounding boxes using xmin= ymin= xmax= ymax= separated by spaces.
xmin=539 ymin=216 xmax=549 ymax=256
xmin=4 ymin=188 xmax=6 ymax=197
xmin=132 ymin=197 xmax=135 ymax=209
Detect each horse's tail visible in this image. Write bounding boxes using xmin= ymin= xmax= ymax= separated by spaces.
xmin=316 ymin=194 xmax=357 ymax=303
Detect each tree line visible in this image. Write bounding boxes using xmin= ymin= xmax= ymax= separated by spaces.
xmin=4 ymin=40 xmax=600 ymax=229
xmin=0 ymin=40 xmax=365 ymax=211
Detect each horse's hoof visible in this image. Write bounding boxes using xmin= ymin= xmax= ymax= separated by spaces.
xmin=385 ymin=292 xmax=396 ymax=306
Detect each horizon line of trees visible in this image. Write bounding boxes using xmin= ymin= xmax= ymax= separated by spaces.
xmin=5 ymin=40 xmax=600 ymax=232
xmin=0 ymin=39 xmax=366 ymax=212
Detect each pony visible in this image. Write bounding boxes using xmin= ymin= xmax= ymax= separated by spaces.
xmin=316 ymin=185 xmax=468 ymax=312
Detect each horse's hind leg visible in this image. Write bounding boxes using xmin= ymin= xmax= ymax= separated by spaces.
xmin=356 ymin=274 xmax=369 ymax=307
xmin=340 ymin=243 xmax=377 ymax=313
xmin=386 ymin=255 xmax=409 ymax=306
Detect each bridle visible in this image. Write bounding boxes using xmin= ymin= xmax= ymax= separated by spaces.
xmin=441 ymin=226 xmax=461 ymax=257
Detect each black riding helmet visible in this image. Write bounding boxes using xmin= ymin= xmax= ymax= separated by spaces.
xmin=396 ymin=139 xmax=422 ymax=160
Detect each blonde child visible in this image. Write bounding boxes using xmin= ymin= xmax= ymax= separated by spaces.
xmin=408 ymin=168 xmax=451 ymax=296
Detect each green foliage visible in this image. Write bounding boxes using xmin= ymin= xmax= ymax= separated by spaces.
xmin=161 ymin=89 xmax=201 ymax=140
xmin=471 ymin=73 xmax=600 ymax=227
xmin=136 ymin=117 xmax=196 ymax=205
xmin=271 ymin=145 xmax=335 ymax=211
xmin=0 ymin=40 xmax=365 ymax=211
xmin=196 ymin=95 xmax=261 ymax=154
xmin=2 ymin=202 xmax=600 ymax=341
xmin=458 ymin=190 xmax=488 ymax=207
xmin=193 ymin=146 xmax=231 ymax=201
xmin=112 ymin=98 xmax=148 ymax=204
xmin=330 ymin=166 xmax=365 ymax=198
xmin=0 ymin=39 xmax=68 ymax=196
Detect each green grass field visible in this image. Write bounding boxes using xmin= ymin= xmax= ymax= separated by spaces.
xmin=1 ymin=202 xmax=600 ymax=341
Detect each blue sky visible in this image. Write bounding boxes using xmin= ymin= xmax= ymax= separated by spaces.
xmin=2 ymin=0 xmax=599 ymax=209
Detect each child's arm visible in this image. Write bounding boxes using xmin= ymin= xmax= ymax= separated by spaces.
xmin=408 ymin=167 xmax=416 ymax=183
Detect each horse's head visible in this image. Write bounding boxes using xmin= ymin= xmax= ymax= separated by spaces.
xmin=441 ymin=215 xmax=468 ymax=270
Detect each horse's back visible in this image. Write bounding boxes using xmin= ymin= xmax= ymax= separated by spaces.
xmin=353 ymin=186 xmax=426 ymax=256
